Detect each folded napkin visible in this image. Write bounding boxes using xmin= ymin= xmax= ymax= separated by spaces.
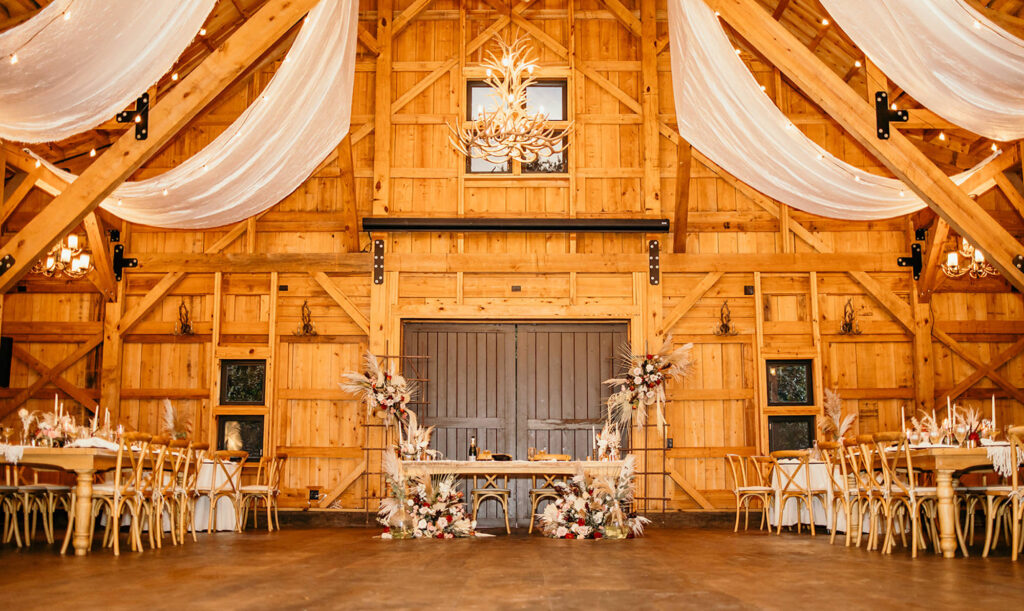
xmin=67 ymin=437 xmax=119 ymax=451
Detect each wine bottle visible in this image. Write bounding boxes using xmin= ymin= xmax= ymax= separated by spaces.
xmin=469 ymin=436 xmax=477 ymax=461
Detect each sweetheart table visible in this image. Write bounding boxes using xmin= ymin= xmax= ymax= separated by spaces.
xmin=401 ymin=459 xmax=625 ymax=477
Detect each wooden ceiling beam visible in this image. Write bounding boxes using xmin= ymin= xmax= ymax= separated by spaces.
xmin=0 ymin=0 xmax=320 ymax=294
xmin=707 ymin=0 xmax=1024 ymax=291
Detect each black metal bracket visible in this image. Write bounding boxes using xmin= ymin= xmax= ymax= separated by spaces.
xmin=373 ymin=240 xmax=384 ymax=285
xmin=648 ymin=240 xmax=660 ymax=286
xmin=112 ymin=244 xmax=137 ymax=281
xmin=1015 ymin=255 xmax=1024 ymax=272
xmin=0 ymin=254 xmax=13 ymax=276
xmin=875 ymin=91 xmax=908 ymax=140
xmin=115 ymin=93 xmax=149 ymax=141
xmin=914 ymin=227 xmax=927 ymax=242
xmin=897 ymin=243 xmax=923 ymax=280
xmin=108 ymin=229 xmax=120 ymax=243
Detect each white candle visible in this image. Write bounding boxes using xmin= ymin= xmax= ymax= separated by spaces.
xmin=901 ymin=405 xmax=906 ymax=433
xmin=54 ymin=393 xmax=59 ymax=413
xmin=947 ymin=396 xmax=952 ymax=425
xmin=992 ymin=394 xmax=996 ymax=428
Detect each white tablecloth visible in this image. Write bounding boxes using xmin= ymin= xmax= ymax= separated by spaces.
xmin=768 ymin=460 xmax=870 ymax=534
xmin=105 ymin=459 xmax=242 ymax=532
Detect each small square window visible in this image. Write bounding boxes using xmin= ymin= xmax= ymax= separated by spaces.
xmin=766 ymin=359 xmax=813 ymax=406
xmin=220 ymin=359 xmax=266 ymax=405
xmin=217 ymin=415 xmax=264 ymax=462
xmin=522 ymin=134 xmax=567 ymax=174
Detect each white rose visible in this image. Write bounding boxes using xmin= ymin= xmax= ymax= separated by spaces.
xmin=417 ymin=519 xmax=427 ymax=529
xmin=645 ymin=364 xmax=653 ymax=372
xmin=555 ymin=526 xmax=568 ymax=538
xmin=573 ymin=498 xmax=586 ymax=512
xmin=631 ymin=367 xmax=641 ymax=376
xmin=633 ymin=376 xmax=642 ymax=384
xmin=381 ymin=532 xmax=392 ymax=540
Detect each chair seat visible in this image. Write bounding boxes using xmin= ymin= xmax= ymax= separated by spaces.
xmin=737 ymin=486 xmax=773 ymax=493
xmin=984 ymin=486 xmax=1021 ymax=496
xmin=0 ymin=485 xmax=19 ymax=492
xmin=240 ymin=485 xmax=272 ymax=494
xmin=530 ymin=488 xmax=559 ymax=496
xmin=92 ymin=483 xmax=138 ymax=495
xmin=472 ymin=488 xmax=510 ymax=496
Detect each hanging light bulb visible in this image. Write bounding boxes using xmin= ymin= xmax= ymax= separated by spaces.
xmin=63 ymin=11 xmax=71 ymax=21
xmin=162 ymin=189 xmax=169 ymax=196
xmin=821 ymin=18 xmax=829 ymax=26
xmin=34 ymin=159 xmax=41 ymax=168
xmin=89 ymin=148 xmax=96 ymax=157
xmin=199 ymin=28 xmax=207 ymax=36
xmin=973 ymin=20 xmax=982 ymax=29
xmin=854 ymin=60 xmax=862 ymax=68
xmin=9 ymin=53 xmax=18 ymax=65
xmin=171 ymin=72 xmax=179 ymax=81
xmin=938 ymin=132 xmax=946 ymax=141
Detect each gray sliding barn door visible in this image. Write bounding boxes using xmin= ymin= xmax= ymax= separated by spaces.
xmin=402 ymin=322 xmax=627 ymax=523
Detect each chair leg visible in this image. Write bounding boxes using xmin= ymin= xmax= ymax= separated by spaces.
xmin=208 ymin=494 xmax=216 ymax=534
xmin=274 ymin=498 xmax=281 ymax=531
xmin=1012 ymin=498 xmax=1021 ymax=562
xmin=60 ymin=495 xmax=76 ymax=555
xmin=733 ymin=494 xmax=741 ymax=532
xmin=529 ymin=495 xmax=539 ymax=534
xmin=502 ymin=497 xmax=510 ymax=535
xmin=982 ymin=496 xmax=998 ymax=557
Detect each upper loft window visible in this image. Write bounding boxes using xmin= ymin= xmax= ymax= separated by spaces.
xmin=465 ymin=79 xmax=569 ymax=175
xmin=766 ymin=359 xmax=813 ymax=406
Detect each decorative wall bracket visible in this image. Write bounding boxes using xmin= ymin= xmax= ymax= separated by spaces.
xmin=648 ymin=240 xmax=660 ymax=286
xmin=874 ymin=91 xmax=908 ymax=140
xmin=112 ymin=244 xmax=137 ymax=281
xmin=115 ymin=92 xmax=150 ymax=141
xmin=897 ymin=243 xmax=922 ymax=280
xmin=838 ymin=298 xmax=862 ymax=336
xmin=373 ymin=239 xmax=384 ymax=285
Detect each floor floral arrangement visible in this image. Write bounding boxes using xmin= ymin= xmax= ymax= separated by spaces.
xmin=377 ymin=451 xmax=475 ymax=539
xmin=539 ymin=455 xmax=649 ymax=539
xmin=604 ymin=339 xmax=693 ymax=433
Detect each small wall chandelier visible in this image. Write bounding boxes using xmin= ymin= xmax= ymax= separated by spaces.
xmin=31 ymin=233 xmax=93 ymax=280
xmin=447 ymin=34 xmax=572 ymax=164
xmin=940 ymin=236 xmax=998 ymax=280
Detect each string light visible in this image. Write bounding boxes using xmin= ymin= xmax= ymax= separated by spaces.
xmin=89 ymin=148 xmax=96 ymax=157
xmin=9 ymin=53 xmax=18 ymax=65
xmin=938 ymin=132 xmax=946 ymax=141
xmin=759 ymin=84 xmax=766 ymax=92
xmin=734 ymin=48 xmax=741 ymax=55
xmin=162 ymin=189 xmax=169 ymax=196
xmin=991 ymin=142 xmax=999 ymax=152
xmin=34 ymin=159 xmax=41 ymax=169
xmin=973 ymin=20 xmax=982 ymax=29
xmin=171 ymin=72 xmax=179 ymax=81
xmin=199 ymin=28 xmax=207 ymax=36
xmin=891 ymin=103 xmax=898 ymax=110
xmin=821 ymin=18 xmax=829 ymax=26
xmin=63 ymin=11 xmax=71 ymax=21
xmin=854 ymin=60 xmax=862 ymax=68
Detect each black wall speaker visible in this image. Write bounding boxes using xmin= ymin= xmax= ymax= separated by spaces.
xmin=0 ymin=336 xmax=12 ymax=388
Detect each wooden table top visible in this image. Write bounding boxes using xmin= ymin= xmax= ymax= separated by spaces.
xmin=0 ymin=446 xmax=119 ymax=471
xmin=401 ymin=459 xmax=626 ymax=475
xmin=907 ymin=446 xmax=994 ymax=472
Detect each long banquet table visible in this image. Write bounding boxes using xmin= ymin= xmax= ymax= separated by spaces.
xmin=2 ymin=447 xmax=116 ymax=556
xmin=401 ymin=459 xmax=625 ymax=477
xmin=909 ymin=447 xmax=996 ymax=559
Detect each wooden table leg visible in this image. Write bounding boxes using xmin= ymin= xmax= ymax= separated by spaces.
xmin=73 ymin=469 xmax=94 ymax=556
xmin=936 ymin=469 xmax=957 ymax=559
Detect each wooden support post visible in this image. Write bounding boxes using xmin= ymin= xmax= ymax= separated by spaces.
xmin=336 ymin=135 xmax=361 ymax=252
xmin=208 ymin=272 xmax=223 ymax=447
xmin=753 ymin=272 xmax=767 ymax=453
xmin=82 ymin=213 xmax=116 ymax=301
xmin=640 ymin=0 xmax=660 ymax=216
xmin=673 ymin=140 xmax=692 ymax=253
xmin=372 ymin=0 xmax=393 ymax=216
xmin=918 ymin=219 xmax=949 ymax=303
xmin=912 ymin=290 xmax=935 ymax=417
xmin=708 ymin=0 xmax=1024 ymax=290
xmin=100 ymin=301 xmax=123 ymax=423
xmin=809 ymin=272 xmax=824 ymax=411
xmin=0 ymin=0 xmax=320 ymax=293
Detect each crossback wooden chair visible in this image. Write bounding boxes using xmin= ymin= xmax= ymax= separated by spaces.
xmin=769 ymin=450 xmax=827 ymax=536
xmin=472 ymin=473 xmax=511 ymax=534
xmin=92 ymin=432 xmax=151 ymax=555
xmin=139 ymin=435 xmax=172 ymax=549
xmin=982 ymin=425 xmax=1024 ymax=560
xmin=205 ymin=450 xmax=248 ymax=533
xmin=1 ymin=466 xmax=23 ymax=547
xmin=240 ymin=452 xmax=285 ymax=532
xmin=176 ymin=442 xmax=207 ymax=543
xmin=725 ymin=454 xmax=772 ymax=532
xmin=528 ymin=473 xmax=563 ymax=534
xmin=851 ymin=434 xmax=888 ymax=551
xmin=818 ymin=441 xmax=859 ymax=546
xmin=13 ymin=465 xmax=71 ymax=547
xmin=872 ymin=432 xmax=941 ymax=557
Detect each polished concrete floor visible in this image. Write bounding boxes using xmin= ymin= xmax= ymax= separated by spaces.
xmin=1 ymin=522 xmax=1022 ymax=610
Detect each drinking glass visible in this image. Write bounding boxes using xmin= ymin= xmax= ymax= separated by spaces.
xmin=527 ymin=447 xmax=536 ymax=460
xmin=954 ymin=425 xmax=968 ymax=447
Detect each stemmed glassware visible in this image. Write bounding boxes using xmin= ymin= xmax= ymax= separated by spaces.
xmin=953 ymin=424 xmax=968 ymax=447
xmin=1 ymin=426 xmax=13 ymax=445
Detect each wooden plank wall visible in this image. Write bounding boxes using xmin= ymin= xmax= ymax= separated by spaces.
xmin=3 ymin=0 xmax=1024 ymax=511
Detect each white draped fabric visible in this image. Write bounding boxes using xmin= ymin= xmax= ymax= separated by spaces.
xmin=820 ymin=0 xmax=1024 ymax=142
xmin=32 ymin=0 xmax=358 ymax=229
xmin=667 ymin=0 xmax=992 ymax=221
xmin=0 ymin=0 xmax=216 ymax=143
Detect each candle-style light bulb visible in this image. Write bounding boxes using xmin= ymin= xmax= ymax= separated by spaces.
xmin=946 ymin=251 xmax=958 ymax=268
xmin=67 ymin=234 xmax=78 ymax=249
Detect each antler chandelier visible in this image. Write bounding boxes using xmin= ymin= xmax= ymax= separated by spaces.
xmin=31 ymin=233 xmax=93 ymax=280
xmin=448 ymin=35 xmax=572 ymax=164
xmin=940 ymin=236 xmax=998 ymax=279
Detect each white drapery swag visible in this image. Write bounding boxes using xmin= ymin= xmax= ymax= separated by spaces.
xmin=32 ymin=0 xmax=358 ymax=229
xmin=820 ymin=0 xmax=1024 ymax=142
xmin=667 ymin=0 xmax=992 ymax=221
xmin=0 ymin=0 xmax=216 ymax=143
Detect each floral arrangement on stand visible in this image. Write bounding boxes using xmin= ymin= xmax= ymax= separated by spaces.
xmin=398 ymin=410 xmax=440 ymax=461
xmin=377 ymin=451 xmax=475 ymax=539
xmin=604 ymin=339 xmax=693 ymax=434
xmin=21 ymin=397 xmax=79 ymax=447
xmin=593 ymin=421 xmax=621 ymax=461
xmin=341 ymin=351 xmax=415 ymax=437
xmin=539 ymin=456 xmax=649 ymax=539
xmin=161 ymin=399 xmax=192 ymax=440
xmin=818 ymin=388 xmax=856 ymax=442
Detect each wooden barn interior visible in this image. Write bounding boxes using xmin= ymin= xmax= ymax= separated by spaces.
xmin=2 ymin=0 xmax=1024 ymax=608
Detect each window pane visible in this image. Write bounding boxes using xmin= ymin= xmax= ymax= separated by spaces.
xmin=526 ymin=84 xmax=565 ymax=120
xmin=468 ymin=147 xmax=511 ymax=173
xmin=469 ymin=84 xmax=503 ymax=119
xmin=766 ymin=360 xmax=812 ymax=405
xmin=522 ymin=145 xmax=566 ymax=173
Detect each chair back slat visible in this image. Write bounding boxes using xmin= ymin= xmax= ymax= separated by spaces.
xmin=817 ymin=441 xmax=848 ymax=495
xmin=211 ymin=450 xmax=248 ymax=496
xmin=770 ymin=450 xmax=812 ymax=495
xmin=872 ymin=432 xmax=915 ymax=498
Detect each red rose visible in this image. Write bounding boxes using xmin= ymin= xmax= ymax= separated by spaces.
xmin=447 ymin=515 xmax=453 ymax=523
xmin=594 ymin=532 xmax=602 ymax=539
xmin=436 ymin=533 xmax=444 ymax=539
xmin=383 ymin=527 xmax=390 ymax=533
xmin=578 ymin=518 xmax=585 ymax=526
xmin=565 ymin=533 xmax=575 ymax=539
